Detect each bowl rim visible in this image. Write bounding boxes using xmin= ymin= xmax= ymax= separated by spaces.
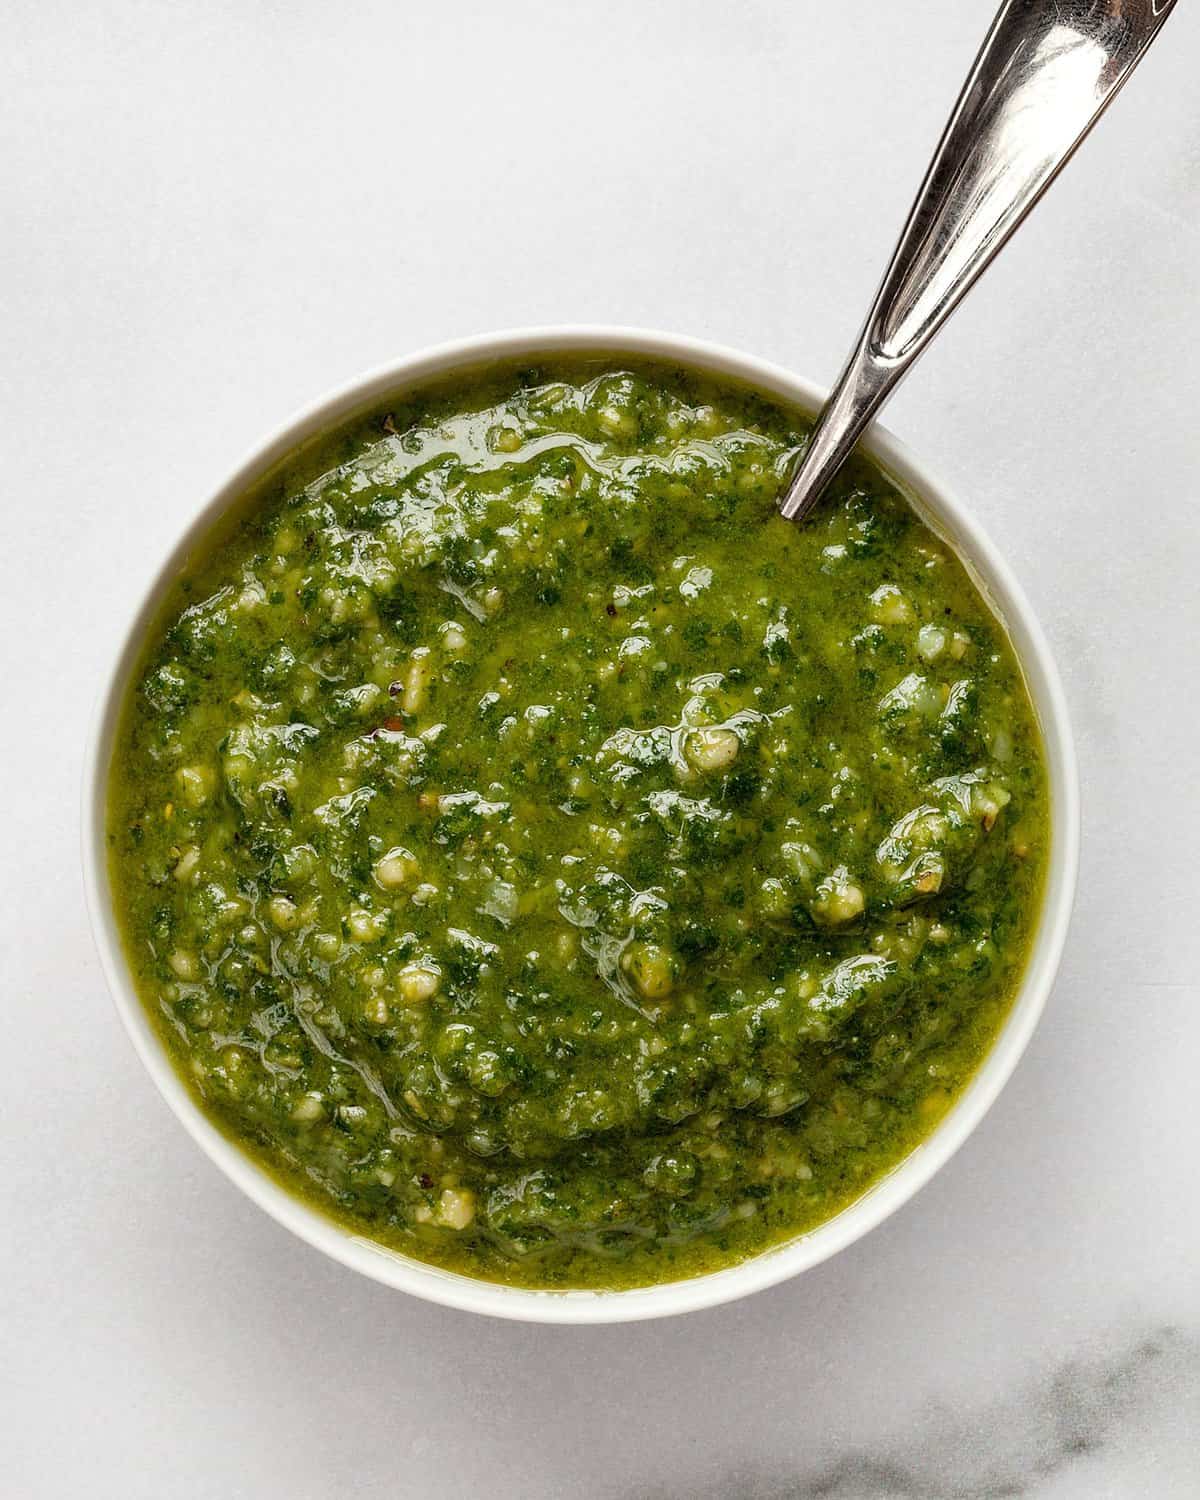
xmin=82 ymin=324 xmax=1080 ymax=1324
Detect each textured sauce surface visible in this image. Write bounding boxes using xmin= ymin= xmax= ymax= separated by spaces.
xmin=109 ymin=362 xmax=1048 ymax=1289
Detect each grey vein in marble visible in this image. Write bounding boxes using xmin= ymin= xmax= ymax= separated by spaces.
xmin=641 ymin=1327 xmax=1199 ymax=1499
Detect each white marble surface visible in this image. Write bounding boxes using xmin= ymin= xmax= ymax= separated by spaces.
xmin=3 ymin=2 xmax=1199 ymax=1495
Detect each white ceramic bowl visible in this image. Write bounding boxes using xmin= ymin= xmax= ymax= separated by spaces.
xmin=83 ymin=327 xmax=1079 ymax=1323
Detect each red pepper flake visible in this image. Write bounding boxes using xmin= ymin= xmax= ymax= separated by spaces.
xmin=382 ymin=715 xmax=405 ymax=732
xmin=418 ymin=1173 xmax=434 ymax=1189
xmin=387 ymin=680 xmax=403 ymax=697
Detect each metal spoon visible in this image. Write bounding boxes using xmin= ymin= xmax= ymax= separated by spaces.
xmin=780 ymin=0 xmax=1178 ymax=522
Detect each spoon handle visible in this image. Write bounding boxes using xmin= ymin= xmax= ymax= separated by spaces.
xmin=779 ymin=0 xmax=1178 ymax=522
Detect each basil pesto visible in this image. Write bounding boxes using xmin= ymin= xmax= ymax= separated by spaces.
xmin=109 ymin=362 xmax=1048 ymax=1289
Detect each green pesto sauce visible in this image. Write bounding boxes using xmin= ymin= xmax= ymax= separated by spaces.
xmin=109 ymin=361 xmax=1048 ymax=1290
